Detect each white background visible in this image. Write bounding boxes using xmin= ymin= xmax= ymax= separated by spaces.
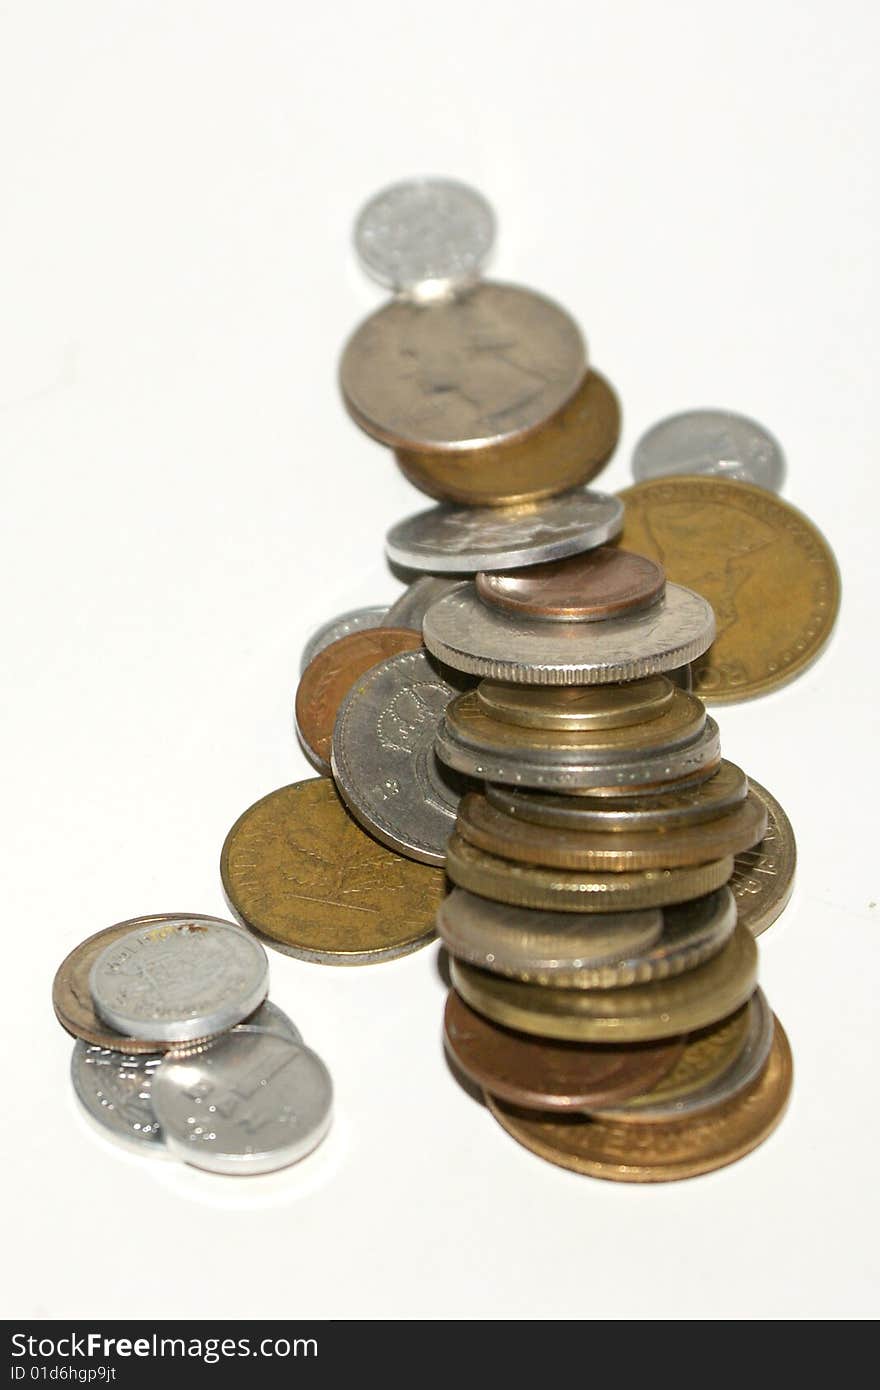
xmin=1 ymin=0 xmax=877 ymax=1321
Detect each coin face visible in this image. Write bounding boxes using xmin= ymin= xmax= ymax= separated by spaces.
xmin=486 ymin=1016 xmax=792 ymax=1181
xmin=395 ymin=370 xmax=621 ymax=506
xmin=295 ymin=627 xmax=423 ymax=772
xmin=221 ymin=778 xmax=446 ymax=963
xmin=151 ymin=1030 xmax=333 ymax=1175
xmin=340 ymin=281 xmax=586 ymax=452
xmin=476 ymin=546 xmax=665 ymax=623
xmin=331 ymin=649 xmax=469 ymax=865
xmin=444 ymin=993 xmax=686 ymax=1113
xmin=385 ymin=577 xmax=463 ymax=632
xmin=387 ymin=489 xmax=622 ymax=574
xmin=618 ymin=478 xmax=840 ymax=700
xmin=71 ymin=1042 xmax=165 ymax=1151
xmin=632 ymin=410 xmax=786 ymax=491
xmin=731 ymin=776 xmax=796 ymax=936
xmin=89 ymin=916 xmax=269 ymax=1044
xmin=476 ymin=677 xmax=675 ymax=732
xmin=423 ymin=580 xmax=715 ymax=683
xmin=354 ymin=178 xmax=496 ymax=293
xmin=299 ymin=606 xmax=389 ymax=674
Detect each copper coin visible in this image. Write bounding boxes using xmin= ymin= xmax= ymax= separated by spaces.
xmin=394 ymin=370 xmax=620 ymax=506
xmin=475 ymin=676 xmax=675 ymax=731
xmin=485 ymin=1016 xmax=792 ymax=1181
xmin=444 ymin=992 xmax=686 ymax=1113
xmin=295 ymin=627 xmax=422 ymax=772
xmin=476 ymin=546 xmax=665 ymax=623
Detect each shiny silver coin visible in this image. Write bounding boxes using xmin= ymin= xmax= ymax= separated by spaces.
xmin=386 ymin=577 xmax=465 ymax=631
xmin=89 ymin=915 xmax=269 ymax=1044
xmin=354 ymin=177 xmax=495 ymax=294
xmin=436 ymin=715 xmax=720 ymax=792
xmin=244 ymin=999 xmax=303 ymax=1045
xmin=632 ymin=409 xmax=786 ymax=491
xmin=71 ymin=1042 xmax=165 ymax=1152
xmin=593 ymin=987 xmax=773 ymax=1122
xmin=299 ymin=606 xmax=388 ymax=674
xmin=331 ymin=649 xmax=469 ymax=865
xmin=386 ymin=491 xmax=622 ymax=575
xmin=423 ymin=581 xmax=715 ymax=684
xmin=151 ymin=1029 xmax=333 ymax=1175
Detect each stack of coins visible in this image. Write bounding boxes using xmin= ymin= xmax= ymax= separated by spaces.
xmin=53 ymin=913 xmax=332 ymax=1174
xmin=421 ymin=548 xmax=794 ymax=1181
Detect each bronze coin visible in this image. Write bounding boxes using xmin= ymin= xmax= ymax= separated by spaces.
xmin=475 ymin=676 xmax=675 ymax=731
xmin=295 ymin=627 xmax=422 ymax=772
xmin=476 ymin=546 xmax=665 ymax=622
xmin=444 ymin=991 xmax=686 ymax=1113
xmin=394 ymin=369 xmax=620 ymax=505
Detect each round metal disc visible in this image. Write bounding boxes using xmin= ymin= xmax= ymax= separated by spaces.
xmin=385 ymin=577 xmax=464 ymax=631
xmin=475 ymin=677 xmax=675 ymax=731
xmin=71 ymin=1042 xmax=165 ymax=1153
xmin=354 ymin=177 xmax=495 ymax=293
xmin=475 ymin=546 xmax=665 ymax=622
xmin=299 ymin=606 xmax=389 ymax=674
xmin=632 ymin=409 xmax=786 ymax=491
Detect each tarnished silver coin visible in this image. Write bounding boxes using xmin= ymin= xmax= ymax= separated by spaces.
xmin=632 ymin=409 xmax=786 ymax=491
xmin=331 ymin=649 xmax=468 ymax=865
xmin=71 ymin=1042 xmax=165 ymax=1152
xmin=151 ymin=1030 xmax=333 ymax=1175
xmin=354 ymin=177 xmax=495 ymax=294
xmin=299 ymin=606 xmax=388 ymax=674
xmin=386 ymin=491 xmax=622 ymax=575
xmin=89 ymin=915 xmax=269 ymax=1044
xmin=386 ymin=577 xmax=465 ymax=631
xmin=423 ymin=581 xmax=715 ymax=683
xmin=341 ymin=282 xmax=586 ymax=452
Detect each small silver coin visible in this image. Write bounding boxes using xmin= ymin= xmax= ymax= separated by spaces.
xmin=386 ymin=490 xmax=622 ymax=575
xmin=71 ymin=1042 xmax=165 ymax=1152
xmin=632 ymin=410 xmax=786 ymax=491
xmin=593 ymin=987 xmax=773 ymax=1122
xmin=423 ymin=581 xmax=715 ymax=683
xmin=299 ymin=606 xmax=388 ymax=674
xmin=331 ymin=649 xmax=469 ymax=865
xmin=89 ymin=915 xmax=269 ymax=1044
xmin=244 ymin=1000 xmax=303 ymax=1045
xmin=151 ymin=1030 xmax=333 ymax=1175
xmin=354 ymin=177 xmax=496 ymax=294
xmin=385 ymin=577 xmax=465 ymax=631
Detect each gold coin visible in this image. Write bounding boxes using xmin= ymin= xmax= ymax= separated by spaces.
xmin=445 ymin=833 xmax=733 ymax=912
xmin=618 ymin=477 xmax=840 ymax=702
xmin=395 ymin=370 xmax=620 ymax=506
xmin=450 ymin=926 xmax=757 ymax=1041
xmin=475 ymin=676 xmax=675 ymax=732
xmin=600 ymin=1004 xmax=752 ymax=1114
xmin=486 ymin=1017 xmax=791 ymax=1180
xmin=220 ymin=778 xmax=445 ymax=964
xmin=456 ymin=790 xmax=767 ymax=871
xmin=732 ymin=776 xmax=796 ymax=936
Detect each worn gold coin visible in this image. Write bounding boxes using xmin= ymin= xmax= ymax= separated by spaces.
xmin=446 ymin=833 xmax=733 ymax=912
xmin=598 ymin=1003 xmax=752 ymax=1115
xmin=618 ymin=477 xmax=840 ymax=701
xmin=475 ymin=676 xmax=675 ymax=732
xmin=486 ymin=1017 xmax=791 ymax=1181
xmin=732 ymin=776 xmax=796 ymax=936
xmin=456 ymin=789 xmax=767 ymax=871
xmin=221 ymin=778 xmax=445 ymax=964
xmin=450 ymin=925 xmax=757 ymax=1041
xmin=395 ymin=369 xmax=619 ymax=504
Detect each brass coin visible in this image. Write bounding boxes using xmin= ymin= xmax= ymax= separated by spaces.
xmin=445 ymin=833 xmax=734 ymax=912
xmin=486 ymin=1017 xmax=792 ymax=1181
xmin=605 ymin=1004 xmax=753 ymax=1113
xmin=476 ymin=546 xmax=665 ymax=622
xmin=295 ymin=627 xmax=422 ymax=772
xmin=456 ymin=790 xmax=767 ymax=871
xmin=618 ymin=477 xmax=840 ymax=702
xmin=451 ymin=925 xmax=758 ymax=1042
xmin=444 ymin=992 xmax=686 ymax=1113
xmin=395 ymin=369 xmax=619 ymax=503
xmin=732 ymin=776 xmax=796 ymax=937
xmin=475 ymin=676 xmax=675 ymax=732
xmin=220 ymin=778 xmax=445 ymax=964
xmin=486 ymin=759 xmax=749 ymax=831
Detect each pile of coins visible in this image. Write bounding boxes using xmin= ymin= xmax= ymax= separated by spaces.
xmin=53 ymin=913 xmax=332 ymax=1175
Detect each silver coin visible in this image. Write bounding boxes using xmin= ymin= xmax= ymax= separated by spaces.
xmin=340 ymin=281 xmax=586 ymax=452
xmin=151 ymin=1029 xmax=333 ymax=1175
xmin=354 ymin=177 xmax=495 ymax=294
xmin=386 ymin=491 xmax=622 ymax=575
xmin=89 ymin=915 xmax=269 ymax=1044
xmin=423 ymin=580 xmax=715 ymax=683
xmin=71 ymin=1042 xmax=165 ymax=1152
xmin=244 ymin=999 xmax=302 ymax=1045
xmin=632 ymin=410 xmax=786 ymax=491
xmin=386 ymin=576 xmax=465 ymax=631
xmin=299 ymin=606 xmax=388 ymax=674
xmin=331 ymin=649 xmax=469 ymax=865
xmin=593 ymin=987 xmax=773 ymax=1122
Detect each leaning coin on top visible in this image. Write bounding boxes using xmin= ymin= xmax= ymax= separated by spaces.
xmin=632 ymin=409 xmax=786 ymax=491
xmin=88 ymin=915 xmax=269 ymax=1044
xmin=354 ymin=176 xmax=496 ymax=295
